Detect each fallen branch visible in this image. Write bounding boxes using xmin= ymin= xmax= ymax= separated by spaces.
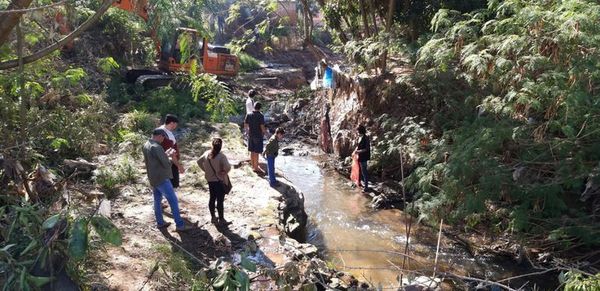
xmin=439 ymin=272 xmax=517 ymax=291
xmin=0 ymin=0 xmax=115 ymax=70
xmin=0 ymin=1 xmax=65 ymax=14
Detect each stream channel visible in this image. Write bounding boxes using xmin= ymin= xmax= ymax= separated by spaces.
xmin=277 ymin=154 xmax=554 ymax=289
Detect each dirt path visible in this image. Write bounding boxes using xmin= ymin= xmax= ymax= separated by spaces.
xmin=88 ymin=122 xmax=301 ymax=290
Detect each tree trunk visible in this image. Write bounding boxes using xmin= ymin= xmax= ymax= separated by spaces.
xmin=16 ymin=20 xmax=27 ymax=138
xmin=0 ymin=0 xmax=34 ymax=46
xmin=315 ymin=0 xmax=349 ymax=43
xmin=371 ymin=2 xmax=379 ymax=34
xmin=380 ymin=0 xmax=396 ymax=73
xmin=359 ymin=0 xmax=370 ymax=37
xmin=300 ymin=0 xmax=314 ymax=44
xmin=0 ymin=0 xmax=115 ymax=71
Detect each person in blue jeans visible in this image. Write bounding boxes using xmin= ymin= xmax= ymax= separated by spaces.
xmin=354 ymin=125 xmax=371 ymax=192
xmin=263 ymin=127 xmax=285 ymax=187
xmin=142 ymin=128 xmax=193 ymax=232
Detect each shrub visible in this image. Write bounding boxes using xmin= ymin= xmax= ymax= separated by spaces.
xmin=238 ymin=52 xmax=262 ymax=72
xmin=120 ymin=110 xmax=158 ymax=134
xmin=406 ymin=0 xmax=600 ymax=245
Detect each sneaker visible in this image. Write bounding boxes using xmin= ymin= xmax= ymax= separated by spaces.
xmin=176 ymin=224 xmax=196 ymax=232
xmin=157 ymin=222 xmax=171 ymax=229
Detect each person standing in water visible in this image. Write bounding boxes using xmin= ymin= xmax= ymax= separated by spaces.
xmin=354 ymin=125 xmax=371 ymax=193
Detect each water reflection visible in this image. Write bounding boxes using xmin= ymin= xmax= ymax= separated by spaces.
xmin=277 ymin=154 xmax=532 ymax=288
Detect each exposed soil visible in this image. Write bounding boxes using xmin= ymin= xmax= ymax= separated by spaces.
xmin=85 ymin=122 xmax=305 ymax=290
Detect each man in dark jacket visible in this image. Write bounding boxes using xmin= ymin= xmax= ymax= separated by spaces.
xmin=354 ymin=125 xmax=370 ymax=192
xmin=143 ymin=128 xmax=192 ymax=232
xmin=263 ymin=127 xmax=284 ymax=187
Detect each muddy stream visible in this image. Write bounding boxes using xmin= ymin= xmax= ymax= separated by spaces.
xmin=277 ymin=154 xmax=547 ymax=289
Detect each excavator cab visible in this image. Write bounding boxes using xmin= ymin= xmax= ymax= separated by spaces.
xmin=157 ymin=28 xmax=239 ymax=77
xmin=113 ymin=0 xmax=239 ymax=86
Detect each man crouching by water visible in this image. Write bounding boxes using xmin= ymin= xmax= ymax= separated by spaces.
xmin=142 ymin=128 xmax=194 ymax=232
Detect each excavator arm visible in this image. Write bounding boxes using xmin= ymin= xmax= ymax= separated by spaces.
xmin=112 ymin=0 xmax=149 ymax=21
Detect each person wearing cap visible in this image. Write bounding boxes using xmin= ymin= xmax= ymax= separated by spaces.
xmin=142 ymin=128 xmax=192 ymax=232
xmin=244 ymin=102 xmax=267 ymax=174
xmin=159 ymin=114 xmax=184 ymax=188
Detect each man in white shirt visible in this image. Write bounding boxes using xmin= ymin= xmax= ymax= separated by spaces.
xmin=246 ymin=89 xmax=257 ymax=115
xmin=159 ymin=114 xmax=184 ymax=188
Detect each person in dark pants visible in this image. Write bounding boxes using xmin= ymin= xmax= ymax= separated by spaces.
xmin=354 ymin=125 xmax=371 ymax=192
xmin=159 ymin=114 xmax=184 ymax=188
xmin=263 ymin=127 xmax=285 ymax=187
xmin=197 ymin=138 xmax=232 ymax=225
xmin=244 ymin=102 xmax=266 ymax=174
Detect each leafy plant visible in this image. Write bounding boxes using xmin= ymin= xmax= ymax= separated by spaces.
xmin=561 ymin=271 xmax=600 ymax=291
xmin=238 ymin=52 xmax=262 ymax=72
xmin=189 ymin=73 xmax=236 ymax=122
xmin=0 ymin=197 xmax=122 ymax=290
xmin=405 ymin=0 xmax=600 ymax=246
xmin=120 ymin=110 xmax=158 ymax=134
xmin=97 ymin=57 xmax=120 ymax=74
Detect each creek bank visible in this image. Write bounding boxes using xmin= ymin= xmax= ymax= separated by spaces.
xmin=274 ymin=71 xmax=565 ymax=288
xmin=79 ymin=120 xmax=369 ymax=290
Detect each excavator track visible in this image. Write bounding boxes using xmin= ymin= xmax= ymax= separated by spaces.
xmin=135 ymin=74 xmax=175 ymax=89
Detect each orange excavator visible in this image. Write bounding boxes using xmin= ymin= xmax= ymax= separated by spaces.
xmin=59 ymin=0 xmax=239 ymax=87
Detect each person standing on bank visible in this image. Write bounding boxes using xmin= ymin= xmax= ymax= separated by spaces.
xmin=244 ymin=102 xmax=267 ymax=174
xmin=263 ymin=127 xmax=285 ymax=187
xmin=197 ymin=138 xmax=232 ymax=225
xmin=354 ymin=125 xmax=371 ymax=193
xmin=143 ymin=128 xmax=192 ymax=231
xmin=159 ymin=114 xmax=184 ymax=188
xmin=246 ymin=89 xmax=256 ymax=116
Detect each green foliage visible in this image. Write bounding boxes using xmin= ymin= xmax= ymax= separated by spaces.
xmin=90 ymin=216 xmax=122 ymax=246
xmin=140 ymin=86 xmax=206 ymax=120
xmin=226 ymin=0 xmax=290 ymax=54
xmin=562 ymin=271 xmax=600 ymax=291
xmin=99 ymin=9 xmax=154 ymax=65
xmin=238 ymin=52 xmax=262 ymax=72
xmin=404 ymin=0 xmax=600 ymax=245
xmin=190 ymin=74 xmax=236 ymax=122
xmin=153 ymin=244 xmax=209 ymax=290
xmin=94 ymin=155 xmax=139 ymax=198
xmin=0 ymin=198 xmax=122 ymax=290
xmin=97 ymin=57 xmax=121 ymax=74
xmin=120 ymin=110 xmax=158 ymax=134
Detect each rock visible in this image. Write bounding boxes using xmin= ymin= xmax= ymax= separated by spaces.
xmin=404 ymin=276 xmax=442 ymax=291
xmin=333 ymin=130 xmax=353 ymax=159
xmin=281 ymin=147 xmax=294 ymax=156
xmin=292 ymin=99 xmax=309 ymax=112
xmin=98 ymin=200 xmax=111 ymax=217
xmin=64 ymin=158 xmax=97 ymax=174
xmin=247 ymin=231 xmax=262 ymax=240
xmin=277 ymin=182 xmax=308 ymax=241
xmin=93 ymin=143 xmax=110 ymax=155
xmin=117 ymin=141 xmax=134 ymax=154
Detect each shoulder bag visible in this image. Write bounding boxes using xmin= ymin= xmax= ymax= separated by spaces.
xmin=208 ymin=156 xmax=232 ymax=194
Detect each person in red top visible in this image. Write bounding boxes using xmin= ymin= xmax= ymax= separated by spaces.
xmin=159 ymin=114 xmax=185 ymax=188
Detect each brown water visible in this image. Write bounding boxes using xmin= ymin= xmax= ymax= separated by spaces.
xmin=277 ymin=154 xmax=543 ymax=289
